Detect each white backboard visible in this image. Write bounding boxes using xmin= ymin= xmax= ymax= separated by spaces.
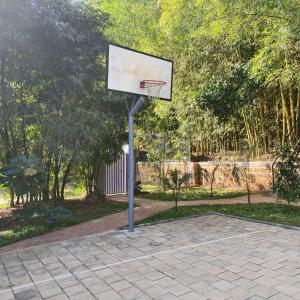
xmin=107 ymin=44 xmax=173 ymax=101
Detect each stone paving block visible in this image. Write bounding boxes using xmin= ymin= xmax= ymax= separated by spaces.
xmin=154 ymin=276 xmax=177 ymax=288
xmin=46 ymin=294 xmax=69 ymax=300
xmin=74 ymin=270 xmax=94 ymax=280
xmin=239 ymin=269 xmax=262 ymax=280
xmin=211 ymin=279 xmax=236 ymax=291
xmin=48 ymin=267 xmax=70 ymax=277
xmin=218 ymin=270 xmax=241 ymax=282
xmin=80 ymin=276 xmax=104 ymax=288
xmin=179 ymin=291 xmax=208 ymax=300
xmin=110 ymin=280 xmax=132 ymax=292
xmin=14 ymin=287 xmax=42 ymax=300
xmin=133 ymin=279 xmax=155 ymax=290
xmin=56 ymin=276 xmax=79 ymax=289
xmin=119 ymin=286 xmax=144 ymax=300
xmin=29 ymin=268 xmax=53 ymax=282
xmin=144 ymin=285 xmax=169 ymax=297
xmin=166 ymin=283 xmax=192 ymax=297
xmin=250 ymin=284 xmax=279 ymax=298
xmin=145 ymin=270 xmax=165 ymax=281
xmin=0 ymin=290 xmax=15 ymax=300
xmin=64 ymin=284 xmax=87 ymax=297
xmin=103 ymin=274 xmax=123 ymax=284
xmin=189 ymin=280 xmax=213 ymax=293
xmin=70 ymin=291 xmax=96 ymax=300
xmin=254 ymin=275 xmax=279 ymax=287
xmin=275 ymin=284 xmax=300 ymax=296
xmin=95 ymin=289 xmax=122 ymax=300
xmin=242 ymin=262 xmax=263 ymax=272
xmin=269 ymin=293 xmax=295 ymax=300
xmin=184 ymin=267 xmax=206 ymax=277
xmin=204 ymin=288 xmax=229 ymax=300
xmin=225 ymin=286 xmax=254 ymax=300
xmin=35 ymin=281 xmax=62 ymax=299
xmin=225 ymin=264 xmax=245 ymax=274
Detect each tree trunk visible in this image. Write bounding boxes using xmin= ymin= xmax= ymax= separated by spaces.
xmin=60 ymin=158 xmax=73 ymax=201
xmin=289 ymin=85 xmax=295 ymax=141
xmin=0 ymin=54 xmax=12 ymax=162
xmin=174 ymin=191 xmax=178 ymax=211
xmin=43 ymin=154 xmax=52 ymax=202
xmin=10 ymin=189 xmax=15 ymax=207
xmin=280 ymin=83 xmax=291 ymax=141
xmin=296 ymin=88 xmax=300 ymax=139
xmin=246 ymin=175 xmax=251 ymax=205
xmin=52 ymin=154 xmax=60 ymax=202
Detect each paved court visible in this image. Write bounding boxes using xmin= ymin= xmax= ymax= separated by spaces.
xmin=0 ymin=214 xmax=300 ymax=300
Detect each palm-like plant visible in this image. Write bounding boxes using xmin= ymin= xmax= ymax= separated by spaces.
xmin=198 ymin=164 xmax=219 ymax=197
xmin=162 ymin=168 xmax=192 ymax=210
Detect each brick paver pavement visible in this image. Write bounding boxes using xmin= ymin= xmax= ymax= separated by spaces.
xmin=0 ymin=194 xmax=276 ymax=254
xmin=1 ymin=214 xmax=300 ymax=300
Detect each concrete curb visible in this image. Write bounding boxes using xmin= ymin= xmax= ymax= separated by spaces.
xmin=128 ymin=211 xmax=300 ymax=232
xmin=211 ymin=212 xmax=300 ymax=231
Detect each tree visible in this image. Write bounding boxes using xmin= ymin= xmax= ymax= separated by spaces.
xmin=162 ymin=169 xmax=192 ymax=210
xmin=232 ymin=147 xmax=255 ymax=205
xmin=98 ymin=0 xmax=300 ymax=160
xmin=0 ymin=0 xmax=127 ymax=206
xmin=198 ymin=163 xmax=219 ymax=197
xmin=0 ymin=156 xmax=45 ymax=206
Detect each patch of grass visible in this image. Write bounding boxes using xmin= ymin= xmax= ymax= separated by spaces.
xmin=0 ymin=200 xmax=128 ymax=248
xmin=0 ymin=186 xmax=10 ymax=209
xmin=137 ymin=203 xmax=300 ymax=228
xmin=141 ymin=183 xmax=160 ymax=193
xmin=0 ymin=201 xmax=10 ymax=209
xmin=141 ymin=187 xmax=247 ymax=201
xmin=64 ymin=183 xmax=86 ymax=200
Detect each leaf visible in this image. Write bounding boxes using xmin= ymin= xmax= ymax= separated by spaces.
xmin=232 ymin=164 xmax=242 ymax=186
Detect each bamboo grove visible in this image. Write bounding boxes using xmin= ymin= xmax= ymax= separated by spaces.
xmin=98 ymin=0 xmax=300 ymax=159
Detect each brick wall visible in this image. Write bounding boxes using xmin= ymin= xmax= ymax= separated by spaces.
xmin=137 ymin=161 xmax=272 ymax=191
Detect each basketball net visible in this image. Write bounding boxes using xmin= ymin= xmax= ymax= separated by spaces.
xmin=140 ymin=80 xmax=166 ymax=100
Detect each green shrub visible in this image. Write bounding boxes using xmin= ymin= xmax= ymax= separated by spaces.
xmin=0 ymin=156 xmax=46 ymax=201
xmin=273 ymin=144 xmax=300 ymax=204
xmin=21 ymin=203 xmax=72 ymax=224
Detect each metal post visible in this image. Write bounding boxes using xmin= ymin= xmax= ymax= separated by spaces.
xmin=128 ymin=113 xmax=134 ymax=232
xmin=128 ymin=96 xmax=145 ymax=232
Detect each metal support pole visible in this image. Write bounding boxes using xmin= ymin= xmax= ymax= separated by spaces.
xmin=128 ymin=113 xmax=134 ymax=232
xmin=128 ymin=96 xmax=145 ymax=232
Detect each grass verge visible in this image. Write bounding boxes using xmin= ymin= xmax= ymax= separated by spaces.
xmin=136 ymin=203 xmax=300 ymax=228
xmin=0 ymin=200 xmax=128 ymax=248
xmin=140 ymin=187 xmax=248 ymax=201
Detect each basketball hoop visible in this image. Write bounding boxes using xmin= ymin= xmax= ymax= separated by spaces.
xmin=140 ymin=80 xmax=166 ymax=99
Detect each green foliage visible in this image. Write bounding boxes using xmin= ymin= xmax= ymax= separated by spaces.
xmin=21 ymin=203 xmax=72 ymax=224
xmin=99 ymin=0 xmax=300 ymax=159
xmin=0 ymin=200 xmax=128 ymax=247
xmin=273 ymin=144 xmax=300 ymax=204
xmin=142 ymin=187 xmax=247 ymax=201
xmin=197 ymin=67 xmax=259 ymax=122
xmin=161 ymin=168 xmax=192 ymax=209
xmin=0 ymin=0 xmax=127 ymax=205
xmin=198 ymin=164 xmax=219 ymax=196
xmin=134 ymin=181 xmax=142 ymax=194
xmin=232 ymin=146 xmax=255 ymax=204
xmin=0 ymin=156 xmax=45 ymax=198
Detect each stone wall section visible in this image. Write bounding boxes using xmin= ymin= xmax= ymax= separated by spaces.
xmin=137 ymin=161 xmax=273 ymax=191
